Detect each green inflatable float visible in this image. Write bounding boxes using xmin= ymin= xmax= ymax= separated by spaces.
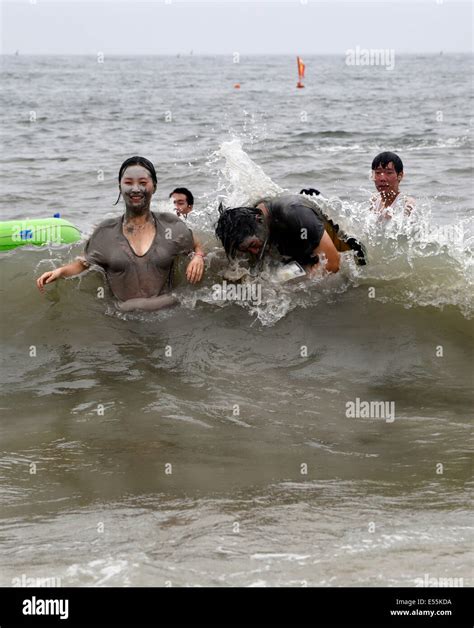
xmin=0 ymin=214 xmax=81 ymax=252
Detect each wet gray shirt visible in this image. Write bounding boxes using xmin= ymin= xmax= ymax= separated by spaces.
xmin=83 ymin=212 xmax=193 ymax=301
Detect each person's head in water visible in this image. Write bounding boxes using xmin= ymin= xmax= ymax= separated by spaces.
xmin=170 ymin=187 xmax=194 ymax=218
xmin=371 ymin=151 xmax=404 ymax=199
xmin=115 ymin=156 xmax=157 ymax=214
xmin=215 ymin=204 xmax=269 ymax=259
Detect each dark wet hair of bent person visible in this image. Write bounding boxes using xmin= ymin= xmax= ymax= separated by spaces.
xmin=115 ymin=156 xmax=158 ymax=205
xmin=371 ymin=151 xmax=404 ymax=174
xmin=215 ymin=205 xmax=262 ymax=259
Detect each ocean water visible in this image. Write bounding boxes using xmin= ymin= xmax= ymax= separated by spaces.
xmin=0 ymin=54 xmax=472 ymax=587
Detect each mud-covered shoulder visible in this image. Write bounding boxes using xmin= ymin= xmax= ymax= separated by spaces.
xmin=154 ymin=211 xmax=182 ymax=225
xmin=89 ymin=216 xmax=121 ymax=235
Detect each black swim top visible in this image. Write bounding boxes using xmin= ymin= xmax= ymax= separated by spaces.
xmin=256 ymin=194 xmax=325 ymax=265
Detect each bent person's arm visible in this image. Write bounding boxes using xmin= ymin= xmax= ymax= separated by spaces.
xmin=311 ymin=231 xmax=340 ymax=274
xmin=36 ymin=258 xmax=88 ymax=293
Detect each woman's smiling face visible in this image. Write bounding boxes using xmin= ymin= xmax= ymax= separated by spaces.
xmin=120 ymin=165 xmax=156 ymax=213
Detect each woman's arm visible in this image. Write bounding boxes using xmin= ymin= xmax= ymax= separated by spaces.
xmin=186 ymin=235 xmax=205 ymax=284
xmin=117 ymin=294 xmax=178 ymax=312
xmin=36 ymin=258 xmax=88 ymax=293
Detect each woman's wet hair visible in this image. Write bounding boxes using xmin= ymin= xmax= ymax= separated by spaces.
xmin=372 ymin=151 xmax=403 ymax=174
xmin=215 ymin=204 xmax=262 ymax=259
xmin=114 ymin=156 xmax=157 ymax=205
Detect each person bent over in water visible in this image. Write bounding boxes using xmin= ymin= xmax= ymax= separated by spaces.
xmin=36 ymin=156 xmax=200 ymax=311
xmin=215 ymin=193 xmax=342 ymax=275
xmin=370 ymin=151 xmax=415 ymax=218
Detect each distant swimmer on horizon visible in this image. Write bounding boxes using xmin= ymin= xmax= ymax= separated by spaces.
xmin=36 ymin=156 xmax=199 ymax=312
xmin=169 ymin=186 xmax=204 ymax=283
xmin=370 ymin=151 xmax=415 ymax=218
xmin=215 ymin=193 xmax=367 ymax=276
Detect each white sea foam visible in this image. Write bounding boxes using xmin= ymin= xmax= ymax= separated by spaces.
xmin=176 ymin=139 xmax=473 ymax=325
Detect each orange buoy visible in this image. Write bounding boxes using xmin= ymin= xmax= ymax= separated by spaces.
xmin=296 ymin=56 xmax=305 ymax=88
xmin=234 ymin=83 xmax=241 ymax=89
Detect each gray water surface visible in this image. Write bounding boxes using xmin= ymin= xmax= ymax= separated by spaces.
xmin=0 ymin=54 xmax=472 ymax=586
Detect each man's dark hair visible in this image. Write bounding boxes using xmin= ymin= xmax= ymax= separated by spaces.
xmin=371 ymin=151 xmax=403 ymax=174
xmin=215 ymin=204 xmax=262 ymax=259
xmin=169 ymin=187 xmax=194 ymax=206
xmin=115 ymin=156 xmax=157 ymax=205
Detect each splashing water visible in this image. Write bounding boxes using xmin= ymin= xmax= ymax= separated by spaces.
xmin=213 ymin=138 xmax=283 ymax=207
xmin=7 ymin=138 xmax=471 ymax=327
xmin=175 ymin=139 xmax=474 ymax=325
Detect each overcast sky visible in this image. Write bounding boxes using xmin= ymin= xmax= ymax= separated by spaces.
xmin=1 ymin=0 xmax=472 ymax=55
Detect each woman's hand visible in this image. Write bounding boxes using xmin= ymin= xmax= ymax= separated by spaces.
xmin=36 ymin=268 xmax=64 ymax=293
xmin=186 ymin=255 xmax=204 ymax=284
